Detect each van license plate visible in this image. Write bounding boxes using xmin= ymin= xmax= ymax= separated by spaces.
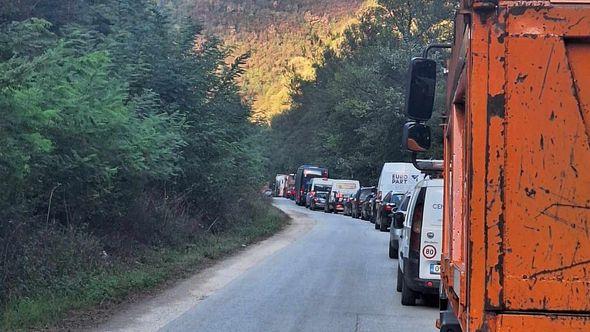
xmin=430 ymin=264 xmax=441 ymax=274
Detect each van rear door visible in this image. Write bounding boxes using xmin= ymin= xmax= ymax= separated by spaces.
xmin=419 ymin=185 xmax=444 ymax=280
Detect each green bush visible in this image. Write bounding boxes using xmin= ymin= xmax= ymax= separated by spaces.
xmin=0 ymin=1 xmax=272 ymax=327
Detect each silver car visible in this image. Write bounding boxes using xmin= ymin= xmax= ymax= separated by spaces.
xmin=389 ymin=192 xmax=411 ymax=259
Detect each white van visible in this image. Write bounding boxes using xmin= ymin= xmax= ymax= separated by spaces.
xmin=376 ymin=163 xmax=424 ymax=199
xmin=374 ymin=163 xmax=424 ymax=228
xmin=325 ymin=180 xmax=360 ymax=213
xmin=309 ymin=178 xmax=333 ymax=193
xmin=274 ymin=174 xmax=289 ymax=197
xmin=393 ymin=178 xmax=443 ymax=306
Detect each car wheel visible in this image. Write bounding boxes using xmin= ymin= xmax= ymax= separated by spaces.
xmin=396 ymin=264 xmax=403 ymax=292
xmin=380 ymin=219 xmax=388 ymax=232
xmin=401 ymin=266 xmax=417 ymax=306
xmin=424 ymin=294 xmax=439 ymax=308
xmin=389 ymin=240 xmax=398 ymax=259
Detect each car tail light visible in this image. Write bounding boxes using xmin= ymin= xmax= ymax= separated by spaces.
xmin=384 ymin=205 xmax=393 ymax=212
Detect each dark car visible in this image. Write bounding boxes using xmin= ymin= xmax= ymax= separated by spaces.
xmin=361 ymin=194 xmax=376 ymax=221
xmin=325 ymin=191 xmax=346 ymax=213
xmin=343 ymin=193 xmax=355 ymax=216
xmin=351 ymin=187 xmax=376 ymax=219
xmin=309 ymin=192 xmax=328 ymax=210
xmin=374 ymin=191 xmax=404 ymax=231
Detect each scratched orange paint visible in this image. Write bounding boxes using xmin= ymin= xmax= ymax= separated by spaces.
xmin=441 ymin=1 xmax=590 ymax=330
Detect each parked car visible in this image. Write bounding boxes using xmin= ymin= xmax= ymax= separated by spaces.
xmin=375 ymin=191 xmax=404 ymax=232
xmin=389 ymin=192 xmax=411 ymax=259
xmin=351 ymin=187 xmax=375 ymax=219
xmin=309 ymin=192 xmax=328 ymax=210
xmin=325 ymin=180 xmax=360 ymax=213
xmin=393 ymin=178 xmax=443 ymax=306
xmin=361 ymin=194 xmax=376 ymax=221
xmin=343 ymin=194 xmax=355 ymax=216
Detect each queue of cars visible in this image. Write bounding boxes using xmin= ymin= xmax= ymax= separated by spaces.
xmin=277 ymin=162 xmax=443 ymax=308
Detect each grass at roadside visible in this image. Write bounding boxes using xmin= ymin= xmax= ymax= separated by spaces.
xmin=1 ymin=200 xmax=289 ymax=331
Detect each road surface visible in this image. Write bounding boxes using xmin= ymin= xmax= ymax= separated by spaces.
xmin=159 ymin=198 xmax=437 ymax=332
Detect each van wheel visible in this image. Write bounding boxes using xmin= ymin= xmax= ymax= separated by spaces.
xmin=396 ymin=265 xmax=403 ymax=292
xmin=389 ymin=241 xmax=398 ymax=259
xmin=401 ymin=270 xmax=417 ymax=306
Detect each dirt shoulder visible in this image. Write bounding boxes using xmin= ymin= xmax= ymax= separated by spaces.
xmin=91 ymin=199 xmax=315 ymax=332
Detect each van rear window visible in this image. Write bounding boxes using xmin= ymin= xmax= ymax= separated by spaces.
xmin=314 ymin=184 xmax=331 ymax=192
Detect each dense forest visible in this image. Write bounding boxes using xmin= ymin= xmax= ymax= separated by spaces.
xmin=0 ymin=0 xmax=284 ymax=329
xmin=0 ymin=0 xmax=455 ymax=329
xmin=269 ymin=0 xmax=454 ymax=185
xmin=176 ymin=0 xmax=368 ymax=122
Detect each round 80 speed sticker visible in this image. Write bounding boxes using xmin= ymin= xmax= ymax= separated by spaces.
xmin=422 ymin=245 xmax=437 ymax=259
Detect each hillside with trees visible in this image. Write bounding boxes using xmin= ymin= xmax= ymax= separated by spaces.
xmin=0 ymin=0 xmax=286 ymax=329
xmin=176 ymin=0 xmax=368 ymax=122
xmin=269 ymin=0 xmax=455 ymax=185
xmin=0 ymin=0 xmax=455 ymax=329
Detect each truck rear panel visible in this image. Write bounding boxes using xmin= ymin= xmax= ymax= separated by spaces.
xmin=493 ymin=4 xmax=590 ymax=312
xmin=443 ymin=1 xmax=590 ymax=330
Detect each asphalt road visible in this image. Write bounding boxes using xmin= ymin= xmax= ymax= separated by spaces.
xmin=160 ymin=198 xmax=438 ymax=332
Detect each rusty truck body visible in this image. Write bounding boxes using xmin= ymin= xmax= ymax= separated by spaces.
xmin=403 ymin=0 xmax=590 ymax=330
xmin=443 ymin=0 xmax=590 ymax=330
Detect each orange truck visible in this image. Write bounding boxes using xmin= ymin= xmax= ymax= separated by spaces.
xmin=402 ymin=0 xmax=590 ymax=331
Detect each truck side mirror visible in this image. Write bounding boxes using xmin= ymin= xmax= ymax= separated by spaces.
xmin=403 ymin=122 xmax=431 ymax=152
xmin=405 ymin=57 xmax=437 ymax=121
xmin=392 ymin=212 xmax=405 ymax=229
